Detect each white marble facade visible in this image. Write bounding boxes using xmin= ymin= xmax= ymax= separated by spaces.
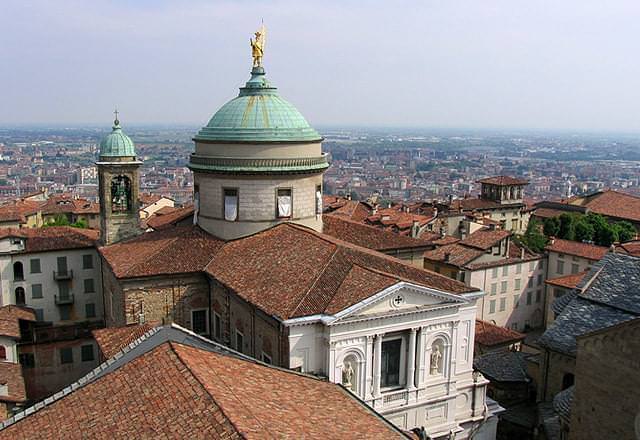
xmin=286 ymin=283 xmax=499 ymax=440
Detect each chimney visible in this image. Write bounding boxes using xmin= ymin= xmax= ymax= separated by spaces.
xmin=520 ymin=247 xmax=525 ymax=259
xmin=444 ymin=252 xmax=450 ymax=262
xmin=440 ymin=227 xmax=446 ymax=238
xmin=610 ymin=243 xmax=616 ymax=253
xmin=549 ymin=236 xmax=555 ymax=245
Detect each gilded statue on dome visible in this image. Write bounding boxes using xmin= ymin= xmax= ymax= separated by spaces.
xmin=250 ymin=24 xmax=266 ymax=67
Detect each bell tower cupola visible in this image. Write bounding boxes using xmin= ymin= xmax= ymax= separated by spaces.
xmin=97 ymin=111 xmax=142 ymax=245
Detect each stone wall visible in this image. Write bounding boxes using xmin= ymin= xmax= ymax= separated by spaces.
xmin=122 ymin=274 xmax=209 ymax=329
xmin=210 ymin=279 xmax=284 ymax=365
xmin=21 ymin=338 xmax=99 ymax=402
xmin=540 ymin=350 xmax=575 ymax=401
xmin=101 ymin=261 xmax=125 ymax=327
xmin=570 ymin=320 xmax=640 ymax=440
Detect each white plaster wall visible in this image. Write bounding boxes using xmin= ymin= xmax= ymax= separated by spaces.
xmin=287 ymin=322 xmax=327 ymax=375
xmin=6 ymin=248 xmax=103 ymax=324
xmin=472 ymin=258 xmax=546 ymax=330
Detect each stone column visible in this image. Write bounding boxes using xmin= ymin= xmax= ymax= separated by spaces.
xmin=416 ymin=326 xmax=426 ymax=387
xmin=365 ymin=335 xmax=374 ymax=400
xmin=407 ymin=328 xmax=417 ymax=390
xmin=373 ymin=334 xmax=383 ymax=398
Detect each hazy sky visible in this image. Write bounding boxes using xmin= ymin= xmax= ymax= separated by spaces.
xmin=2 ymin=0 xmax=640 ymax=131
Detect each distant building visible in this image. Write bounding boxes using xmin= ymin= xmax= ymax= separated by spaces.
xmin=543 ymin=238 xmax=608 ymax=328
xmin=323 ymin=214 xmax=434 ymax=267
xmin=0 ymin=194 xmax=99 ymax=230
xmin=138 ymin=193 xmax=174 ymax=220
xmin=424 ymin=227 xmax=545 ymax=331
xmin=0 ymin=227 xmax=102 ymax=401
xmin=431 ymin=176 xmax=530 ymax=237
xmin=532 ymin=189 xmax=640 ymax=232
xmin=0 ymin=306 xmax=35 ymax=420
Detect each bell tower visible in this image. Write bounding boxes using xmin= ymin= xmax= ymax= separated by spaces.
xmin=97 ymin=111 xmax=142 ymax=245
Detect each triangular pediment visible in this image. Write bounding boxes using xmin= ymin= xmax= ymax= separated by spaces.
xmin=330 ymin=282 xmax=468 ymax=323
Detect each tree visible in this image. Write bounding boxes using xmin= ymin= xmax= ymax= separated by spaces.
xmin=543 ymin=217 xmax=560 ymax=237
xmin=44 ymin=214 xmax=70 ymax=227
xmin=558 ymin=213 xmax=576 ymax=241
xmin=613 ymin=221 xmax=636 ymax=243
xmin=585 ymin=213 xmax=617 ymax=246
xmin=520 ymin=219 xmax=547 ymax=253
xmin=574 ymin=218 xmax=595 ymax=242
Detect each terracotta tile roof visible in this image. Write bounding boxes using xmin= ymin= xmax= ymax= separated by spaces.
xmin=0 ymin=329 xmax=406 ymax=439
xmin=423 ymin=243 xmax=484 ymax=268
xmin=449 ymin=198 xmax=502 ymax=211
xmin=365 ymin=208 xmax=434 ymax=232
xmin=100 ymin=225 xmax=224 ymax=279
xmin=206 ymin=223 xmax=477 ymax=321
xmin=39 ymin=195 xmax=99 ymax=215
xmin=465 ymin=242 xmax=541 ymax=270
xmin=154 ymin=205 xmax=179 ymax=216
xmin=477 ymin=176 xmax=529 ymax=186
xmin=475 ymin=319 xmax=525 ymax=347
xmin=92 ymin=323 xmax=158 ymax=359
xmin=323 ymin=214 xmax=434 ymax=251
xmin=172 ymin=343 xmax=404 ymax=439
xmin=614 ymin=240 xmax=640 ymax=257
xmin=323 ymin=197 xmax=372 ymax=222
xmin=138 ymin=193 xmax=163 ymax=208
xmin=459 ymin=228 xmax=510 ymax=250
xmin=0 ymin=200 xmax=40 ymax=223
xmin=0 ymin=306 xmax=35 ymax=339
xmin=0 ymin=342 xmax=240 ymax=439
xmin=545 ymin=238 xmax=608 ymax=261
xmin=532 ymin=207 xmax=570 ymax=219
xmin=145 ymin=204 xmax=194 ymax=230
xmin=0 ymin=363 xmax=27 ymax=403
xmin=545 ymin=271 xmax=589 ymax=290
xmin=0 ymin=227 xmax=99 ymax=253
xmin=568 ymin=190 xmax=640 ymax=222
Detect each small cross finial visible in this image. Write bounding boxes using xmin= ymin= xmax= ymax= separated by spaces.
xmin=114 ymin=108 xmax=120 ymax=126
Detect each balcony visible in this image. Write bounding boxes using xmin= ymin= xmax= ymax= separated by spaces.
xmin=53 ymin=270 xmax=73 ymax=281
xmin=54 ymin=293 xmax=74 ymax=305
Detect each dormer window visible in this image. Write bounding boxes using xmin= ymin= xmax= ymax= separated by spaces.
xmin=276 ymin=188 xmax=292 ymax=218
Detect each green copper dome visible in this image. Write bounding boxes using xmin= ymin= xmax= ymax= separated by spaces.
xmin=100 ymin=118 xmax=136 ymax=157
xmin=194 ymin=67 xmax=322 ymax=143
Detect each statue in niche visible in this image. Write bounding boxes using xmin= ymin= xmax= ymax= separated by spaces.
xmin=430 ymin=343 xmax=442 ymax=375
xmin=342 ymin=360 xmax=355 ymax=390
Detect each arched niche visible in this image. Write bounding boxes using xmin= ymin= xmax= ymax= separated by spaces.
xmin=427 ymin=333 xmax=451 ymax=378
xmin=337 ymin=349 xmax=364 ymax=396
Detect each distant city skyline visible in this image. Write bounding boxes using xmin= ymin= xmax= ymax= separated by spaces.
xmin=2 ymin=0 xmax=640 ymax=132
